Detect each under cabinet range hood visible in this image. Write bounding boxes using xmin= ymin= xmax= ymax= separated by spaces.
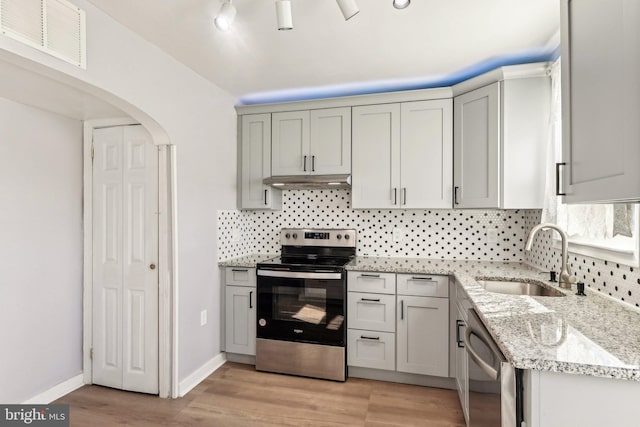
xmin=263 ymin=174 xmax=351 ymax=190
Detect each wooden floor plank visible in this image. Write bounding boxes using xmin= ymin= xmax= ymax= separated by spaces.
xmin=55 ymin=362 xmax=466 ymax=426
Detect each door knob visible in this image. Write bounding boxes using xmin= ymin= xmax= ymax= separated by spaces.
xmin=150 ymin=264 xmax=156 ymax=270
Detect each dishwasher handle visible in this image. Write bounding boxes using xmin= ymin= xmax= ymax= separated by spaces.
xmin=465 ymin=326 xmax=499 ymax=381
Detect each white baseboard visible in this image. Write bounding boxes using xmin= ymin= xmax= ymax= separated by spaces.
xmin=178 ymin=352 xmax=226 ymax=397
xmin=23 ymin=374 xmax=84 ymax=404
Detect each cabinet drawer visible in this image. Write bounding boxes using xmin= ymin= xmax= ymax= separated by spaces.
xmin=347 ymin=329 xmax=395 ymax=371
xmin=348 ymin=292 xmax=395 ymax=332
xmin=225 ymin=267 xmax=256 ymax=287
xmin=347 ymin=271 xmax=396 ymax=294
xmin=397 ymin=274 xmax=448 ymax=297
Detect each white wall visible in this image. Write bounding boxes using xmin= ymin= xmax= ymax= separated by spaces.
xmin=0 ymin=97 xmax=83 ymax=403
xmin=0 ymin=0 xmax=237 ymax=398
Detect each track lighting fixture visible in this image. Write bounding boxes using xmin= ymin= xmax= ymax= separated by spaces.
xmin=214 ymin=0 xmax=236 ymax=31
xmin=276 ymin=0 xmax=293 ymax=30
xmin=336 ymin=0 xmax=359 ymax=20
xmin=392 ymin=0 xmax=410 ymax=9
xmin=215 ymin=1 xmax=410 ymax=33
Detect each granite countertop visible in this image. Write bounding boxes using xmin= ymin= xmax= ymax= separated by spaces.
xmin=347 ymin=257 xmax=640 ymax=381
xmin=218 ymin=253 xmax=276 ymax=268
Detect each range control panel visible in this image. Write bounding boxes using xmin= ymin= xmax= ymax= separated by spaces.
xmin=280 ymin=228 xmax=356 ymax=248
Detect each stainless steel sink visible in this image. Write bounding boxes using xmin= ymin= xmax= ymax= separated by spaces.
xmin=476 ymin=279 xmax=566 ymax=297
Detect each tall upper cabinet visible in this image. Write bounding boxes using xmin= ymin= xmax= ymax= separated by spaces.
xmin=271 ymin=107 xmax=351 ymax=176
xmin=239 ymin=114 xmax=282 ymax=209
xmin=560 ymin=0 xmax=640 ymax=203
xmin=352 ymin=99 xmax=453 ymax=209
xmin=453 ymin=69 xmax=550 ymax=209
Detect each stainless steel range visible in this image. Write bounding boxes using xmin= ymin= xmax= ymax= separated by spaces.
xmin=255 ymin=228 xmax=356 ymax=381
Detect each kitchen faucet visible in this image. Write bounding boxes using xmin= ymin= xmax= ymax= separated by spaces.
xmin=524 ymin=223 xmax=576 ymax=289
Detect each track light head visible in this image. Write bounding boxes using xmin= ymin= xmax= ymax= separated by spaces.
xmin=276 ymin=0 xmax=293 ymax=30
xmin=393 ymin=0 xmax=410 ymax=10
xmin=214 ymin=1 xmax=236 ymax=31
xmin=336 ymin=0 xmax=359 ymax=21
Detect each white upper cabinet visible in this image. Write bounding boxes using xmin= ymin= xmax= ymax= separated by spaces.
xmin=240 ymin=114 xmax=282 ymax=210
xmin=560 ymin=0 xmax=640 ymax=203
xmin=272 ymin=107 xmax=351 ymax=176
xmin=352 ymin=99 xmax=453 ymax=209
xmin=271 ymin=110 xmax=310 ymax=176
xmin=453 ymin=76 xmax=549 ymax=209
xmin=453 ymin=83 xmax=500 ymax=208
xmin=310 ymin=108 xmax=351 ymax=175
xmin=352 ymin=103 xmax=401 ymax=209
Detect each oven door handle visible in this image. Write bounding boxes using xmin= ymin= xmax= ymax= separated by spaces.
xmin=257 ymin=269 xmax=343 ymax=280
xmin=465 ymin=326 xmax=499 ymax=381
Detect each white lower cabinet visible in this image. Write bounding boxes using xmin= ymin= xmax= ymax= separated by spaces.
xmin=347 ymin=271 xmax=449 ymax=379
xmin=225 ymin=284 xmax=256 ymax=356
xmin=396 ymin=295 xmax=449 ymax=377
xmin=347 ymin=329 xmax=396 ymax=371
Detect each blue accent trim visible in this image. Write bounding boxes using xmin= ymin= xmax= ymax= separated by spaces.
xmin=238 ymin=46 xmax=560 ymax=106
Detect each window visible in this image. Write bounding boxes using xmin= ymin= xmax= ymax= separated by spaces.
xmin=556 ymin=203 xmax=639 ymax=266
xmin=544 ymin=60 xmax=640 ymax=266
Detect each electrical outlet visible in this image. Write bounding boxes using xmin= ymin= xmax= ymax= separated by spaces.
xmin=232 ymin=228 xmax=241 ymax=242
xmin=393 ymin=227 xmax=404 ymax=243
xmin=487 ymin=229 xmax=499 ymax=244
xmin=200 ymin=309 xmax=207 ymax=326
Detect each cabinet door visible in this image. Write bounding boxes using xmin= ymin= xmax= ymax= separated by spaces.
xmin=400 ymin=100 xmax=453 ymax=208
xmin=272 ymin=111 xmax=310 ymax=176
xmin=225 ymin=286 xmax=256 ymax=355
xmin=310 ymin=107 xmax=351 ymax=175
xmin=352 ymin=104 xmax=401 ymax=208
xmin=240 ymin=114 xmax=281 ymax=209
xmin=453 ymin=83 xmax=500 ymax=208
xmin=561 ymin=0 xmax=640 ymax=202
xmin=397 ymin=296 xmax=449 ymax=377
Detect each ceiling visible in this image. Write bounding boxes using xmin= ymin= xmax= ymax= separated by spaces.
xmin=86 ymin=0 xmax=560 ymax=105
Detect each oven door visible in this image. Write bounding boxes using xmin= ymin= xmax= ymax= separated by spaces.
xmin=256 ymin=269 xmax=346 ymax=346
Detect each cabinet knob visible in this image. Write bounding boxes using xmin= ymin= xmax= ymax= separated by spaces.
xmin=150 ymin=264 xmax=156 ymax=270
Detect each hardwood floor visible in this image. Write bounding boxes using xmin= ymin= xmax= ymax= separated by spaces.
xmin=55 ymin=362 xmax=466 ymax=426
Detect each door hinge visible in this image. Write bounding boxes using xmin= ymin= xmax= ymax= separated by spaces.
xmin=90 ymin=348 xmax=93 ymax=360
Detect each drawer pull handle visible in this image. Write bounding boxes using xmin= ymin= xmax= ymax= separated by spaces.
xmin=400 ymin=300 xmax=404 ymax=320
xmin=411 ymin=277 xmax=433 ymax=281
xmin=360 ymin=335 xmax=380 ymax=341
xmin=360 ymin=298 xmax=381 ymax=302
xmin=231 ymin=269 xmax=249 ymax=272
xmin=456 ymin=319 xmax=465 ymax=348
xmin=360 ymin=274 xmax=380 ymax=278
xmin=249 ymin=291 xmax=253 ymax=309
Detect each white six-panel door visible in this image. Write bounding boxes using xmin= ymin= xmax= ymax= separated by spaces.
xmin=92 ymin=125 xmax=159 ymax=394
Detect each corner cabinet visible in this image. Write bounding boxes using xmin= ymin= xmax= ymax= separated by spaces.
xmin=560 ymin=0 xmax=640 ymax=203
xmin=224 ymin=267 xmax=256 ymax=356
xmin=453 ymin=76 xmax=549 ymax=209
xmin=352 ymin=100 xmax=453 ymax=209
xmin=271 ymin=107 xmax=351 ymax=176
xmin=239 ymin=114 xmax=282 ymax=209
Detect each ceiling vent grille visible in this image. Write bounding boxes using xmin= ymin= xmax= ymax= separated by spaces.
xmin=0 ymin=0 xmax=86 ymax=68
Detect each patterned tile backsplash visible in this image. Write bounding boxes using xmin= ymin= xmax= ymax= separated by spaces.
xmin=217 ymin=189 xmax=527 ymax=261
xmin=524 ymin=210 xmax=640 ymax=309
xmin=217 ymin=190 xmax=640 ymax=309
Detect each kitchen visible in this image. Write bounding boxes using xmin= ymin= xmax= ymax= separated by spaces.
xmin=1 ymin=0 xmax=639 ymax=426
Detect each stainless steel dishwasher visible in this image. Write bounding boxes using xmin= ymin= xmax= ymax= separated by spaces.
xmin=465 ymin=309 xmax=522 ymax=427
